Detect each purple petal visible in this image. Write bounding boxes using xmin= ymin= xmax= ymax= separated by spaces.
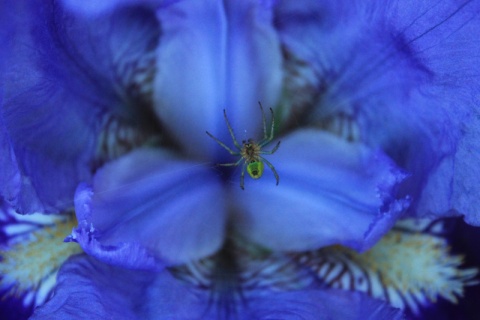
xmin=249 ymin=289 xmax=404 ymax=320
xmin=154 ymin=0 xmax=282 ymax=160
xmin=0 ymin=10 xmax=20 ymax=207
xmin=362 ymin=1 xmax=480 ymax=226
xmin=0 ymin=117 xmax=19 ymax=206
xmin=30 ymin=254 xmax=157 ymax=320
xmin=148 ymin=280 xmax=405 ymax=320
xmin=61 ymin=0 xmax=168 ymax=15
xmin=32 ymin=255 xmax=404 ymax=320
xmin=448 ymin=124 xmax=480 ymax=226
xmin=231 ymin=129 xmax=408 ymax=252
xmin=1 ymin=1 xmax=160 ymax=213
xmin=72 ymin=148 xmax=226 ymax=267
xmin=275 ymin=1 xmax=480 ymax=225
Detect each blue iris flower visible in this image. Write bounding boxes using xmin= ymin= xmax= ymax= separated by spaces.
xmin=1 ymin=0 xmax=480 ymax=319
xmin=1 ymin=0 xmax=409 ymax=268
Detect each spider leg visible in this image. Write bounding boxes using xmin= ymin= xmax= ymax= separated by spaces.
xmin=223 ymin=109 xmax=242 ymax=150
xmin=269 ymin=107 xmax=275 ymax=140
xmin=217 ymin=158 xmax=243 ymax=167
xmin=259 ymin=107 xmax=276 ymax=147
xmin=260 ymin=140 xmax=281 ymax=155
xmin=259 ymin=137 xmax=272 ymax=147
xmin=206 ymin=131 xmax=240 ymax=155
xmin=261 ymin=157 xmax=279 ymax=186
xmin=259 ymin=102 xmax=268 ymax=141
xmin=240 ymin=161 xmax=247 ymax=190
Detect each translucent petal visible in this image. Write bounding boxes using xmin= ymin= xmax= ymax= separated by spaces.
xmin=154 ymin=0 xmax=282 ymax=160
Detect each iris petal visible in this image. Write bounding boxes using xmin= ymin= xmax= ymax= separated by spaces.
xmin=231 ymin=129 xmax=408 ymax=252
xmin=154 ymin=0 xmax=282 ymax=160
xmin=72 ymin=148 xmax=226 ymax=267
xmin=30 ymin=255 xmax=157 ymax=320
xmin=249 ymin=289 xmax=404 ymax=320
xmin=61 ymin=0 xmax=168 ymax=15
xmin=275 ymin=0 xmax=480 ymax=224
xmin=1 ymin=1 xmax=160 ymax=213
xmin=0 ymin=116 xmax=19 ymax=206
xmin=31 ymin=255 xmax=404 ymax=320
xmin=360 ymin=1 xmax=480 ymax=225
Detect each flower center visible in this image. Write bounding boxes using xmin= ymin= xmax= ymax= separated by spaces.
xmin=294 ymin=219 xmax=479 ymax=314
xmin=0 ymin=211 xmax=81 ymax=307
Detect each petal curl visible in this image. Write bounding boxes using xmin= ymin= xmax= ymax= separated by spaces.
xmin=231 ymin=129 xmax=408 ymax=252
xmin=72 ymin=148 xmax=226 ymax=267
xmin=154 ymin=0 xmax=282 ymax=160
xmin=1 ymin=1 xmax=160 ymax=213
xmin=275 ymin=0 xmax=480 ymax=224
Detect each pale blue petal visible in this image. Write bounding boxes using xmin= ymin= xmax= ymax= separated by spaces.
xmin=72 ymin=148 xmax=226 ymax=267
xmin=232 ymin=129 xmax=408 ymax=252
xmin=154 ymin=0 xmax=282 ymax=160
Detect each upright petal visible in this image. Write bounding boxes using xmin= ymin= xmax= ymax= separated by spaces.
xmin=231 ymin=129 xmax=408 ymax=252
xmin=154 ymin=0 xmax=282 ymax=160
xmin=1 ymin=1 xmax=161 ymax=213
xmin=71 ymin=148 xmax=226 ymax=267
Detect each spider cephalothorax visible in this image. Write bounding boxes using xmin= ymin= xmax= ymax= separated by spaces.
xmin=206 ymin=103 xmax=281 ymax=190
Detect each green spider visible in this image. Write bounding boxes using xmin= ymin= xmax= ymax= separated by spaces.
xmin=206 ymin=103 xmax=281 ymax=190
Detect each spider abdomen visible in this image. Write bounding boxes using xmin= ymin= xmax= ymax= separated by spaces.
xmin=247 ymin=161 xmax=264 ymax=179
